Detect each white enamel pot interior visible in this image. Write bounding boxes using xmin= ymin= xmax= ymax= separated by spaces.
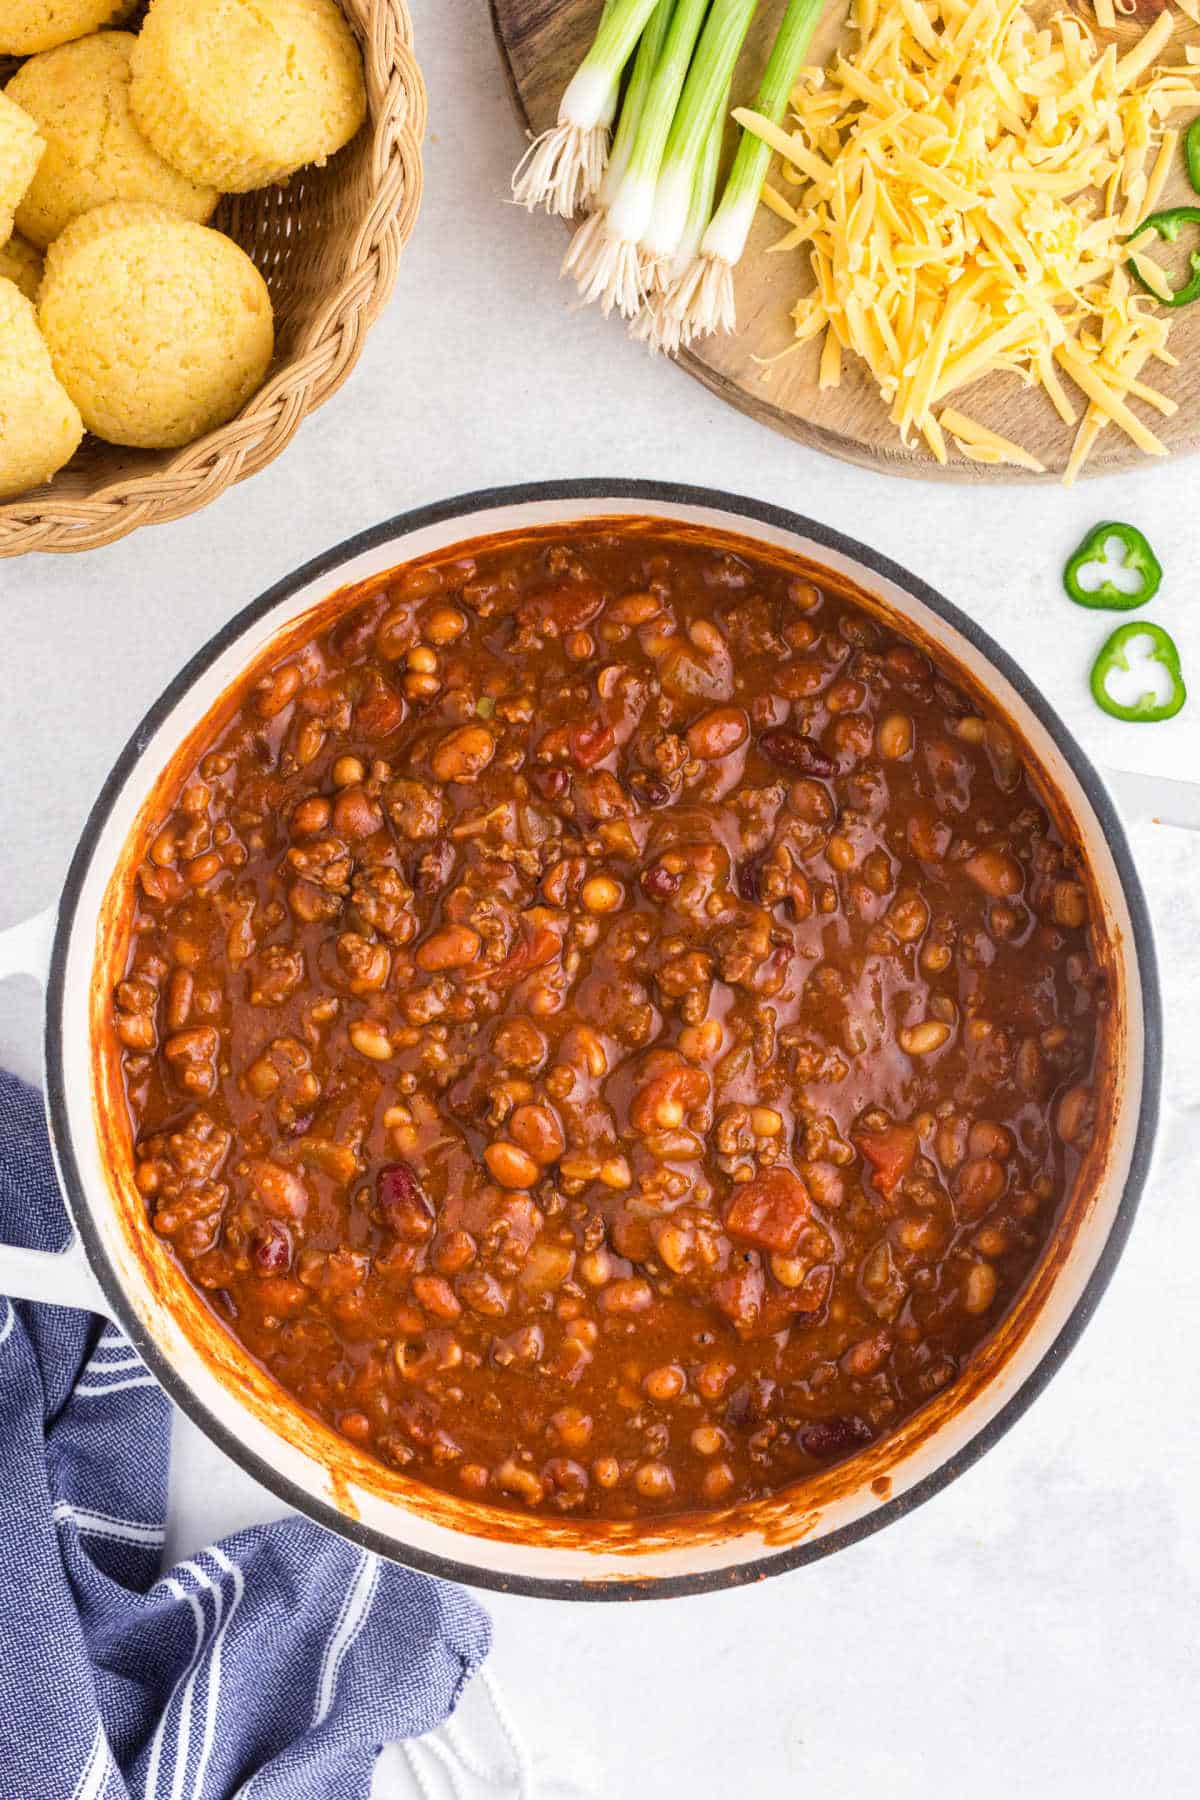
xmin=27 ymin=481 xmax=1161 ymax=1599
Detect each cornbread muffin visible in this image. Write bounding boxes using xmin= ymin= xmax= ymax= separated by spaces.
xmin=40 ymin=202 xmax=274 ymax=448
xmin=0 ymin=232 xmax=43 ymax=300
xmin=0 ymin=92 xmax=45 ymax=245
xmin=9 ymin=33 xmax=219 ymax=250
xmin=0 ymin=1 xmax=137 ymax=57
xmin=130 ymin=0 xmax=366 ymax=194
xmin=0 ymin=276 xmax=83 ymax=499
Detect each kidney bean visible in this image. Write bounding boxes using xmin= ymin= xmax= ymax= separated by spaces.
xmin=356 ymin=672 xmax=405 ymax=737
xmin=530 ymin=766 xmax=571 ymax=800
xmin=737 ymin=857 xmax=763 ymax=902
xmin=251 ymin=1222 xmax=292 ymax=1275
xmin=758 ymin=727 xmax=835 ymax=776
xmin=956 ymin=1157 xmax=1006 ymax=1215
xmin=800 ymin=1416 xmax=874 ymax=1460
xmin=628 ymin=770 xmax=673 ymax=808
xmin=377 ymin=1162 xmax=433 ymax=1240
xmin=640 ymin=864 xmax=681 ymax=899
xmin=254 ymin=663 xmax=301 ymax=719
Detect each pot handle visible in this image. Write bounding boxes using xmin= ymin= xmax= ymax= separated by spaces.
xmin=0 ymin=903 xmax=56 ymax=984
xmin=1104 ymin=769 xmax=1200 ymax=1133
xmin=0 ymin=906 xmax=112 ymax=1316
xmin=1104 ymin=768 xmax=1200 ymax=834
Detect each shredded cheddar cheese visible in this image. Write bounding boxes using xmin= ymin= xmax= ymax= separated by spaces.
xmin=737 ymin=2 xmax=1200 ymax=478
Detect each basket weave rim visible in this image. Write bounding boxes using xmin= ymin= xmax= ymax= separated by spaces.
xmin=0 ymin=0 xmax=426 ymax=558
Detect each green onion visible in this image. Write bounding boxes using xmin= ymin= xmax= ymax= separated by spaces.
xmin=599 ymin=0 xmax=677 ymax=210
xmin=676 ymin=0 xmax=826 ymax=337
xmin=512 ymin=0 xmax=663 ymax=218
xmin=632 ymin=84 xmax=728 ymax=353
xmin=563 ymin=0 xmax=714 ymax=317
xmin=561 ymin=1 xmax=677 ymax=312
xmin=640 ymin=0 xmax=759 ymax=278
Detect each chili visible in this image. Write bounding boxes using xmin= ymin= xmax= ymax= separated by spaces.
xmin=1090 ymin=621 xmax=1187 ymax=722
xmin=1063 ymin=522 xmax=1161 ymax=611
xmin=1127 ymin=206 xmax=1200 ymax=306
xmin=112 ymin=525 xmax=1111 ymax=1519
xmin=1186 ymin=116 xmax=1200 ymax=195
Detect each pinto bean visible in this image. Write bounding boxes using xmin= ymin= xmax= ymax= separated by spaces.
xmin=254 ymin=663 xmax=301 ymax=718
xmin=899 ymin=1020 xmax=951 ymax=1056
xmin=509 ymin=1104 xmax=565 ymax=1165
xmin=484 ymin=1142 xmax=540 ymax=1189
xmin=878 ymin=714 xmax=913 ymax=759
xmin=431 ymin=725 xmax=495 ymax=783
xmin=965 ymin=849 xmax=1023 ymax=898
xmin=687 ymin=707 xmax=749 ymax=761
xmin=598 ymin=1279 xmax=654 ymax=1316
xmin=250 ymin=1160 xmax=309 ymax=1220
xmin=332 ymin=786 xmax=383 ymax=840
xmin=415 ymin=925 xmax=482 ymax=971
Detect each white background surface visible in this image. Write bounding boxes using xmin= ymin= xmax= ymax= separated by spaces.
xmin=2 ymin=5 xmax=1199 ymax=1795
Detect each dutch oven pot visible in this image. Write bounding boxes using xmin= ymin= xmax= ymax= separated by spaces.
xmin=0 ymin=482 xmax=1169 ymax=1599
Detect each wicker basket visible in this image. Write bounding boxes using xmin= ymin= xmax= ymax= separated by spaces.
xmin=0 ymin=0 xmax=425 ymax=557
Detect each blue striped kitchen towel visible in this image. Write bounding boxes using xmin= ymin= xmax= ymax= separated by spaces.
xmin=0 ymin=1070 xmax=491 ymax=1800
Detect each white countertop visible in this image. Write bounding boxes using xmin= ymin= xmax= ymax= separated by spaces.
xmin=2 ymin=5 xmax=1198 ymax=1794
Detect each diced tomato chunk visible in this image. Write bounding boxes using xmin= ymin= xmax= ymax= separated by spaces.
xmin=465 ymin=920 xmax=561 ymax=985
xmin=356 ymin=671 xmax=405 ymax=738
xmin=569 ymin=720 xmax=616 ymax=769
xmin=630 ymin=1053 xmax=710 ymax=1136
xmin=517 ymin=580 xmax=604 ymax=633
xmin=724 ymin=1168 xmax=811 ymax=1255
xmin=858 ymin=1125 xmax=918 ymax=1198
xmin=744 ymin=1264 xmax=833 ymax=1340
xmin=712 ymin=1257 xmax=765 ymax=1335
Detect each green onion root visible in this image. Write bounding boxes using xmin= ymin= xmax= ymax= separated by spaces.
xmin=512 ymin=0 xmax=662 ymax=217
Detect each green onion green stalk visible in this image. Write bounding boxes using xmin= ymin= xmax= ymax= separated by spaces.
xmin=632 ymin=83 xmax=728 ymax=353
xmin=675 ymin=0 xmax=826 ymax=338
xmin=511 ymin=0 xmax=661 ymax=218
xmin=563 ymin=0 xmax=713 ymax=317
xmin=639 ymin=0 xmax=759 ymax=284
xmin=562 ymin=1 xmax=677 ymax=312
xmin=599 ymin=0 xmax=677 ymax=210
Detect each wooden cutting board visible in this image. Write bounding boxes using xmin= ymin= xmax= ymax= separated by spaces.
xmin=490 ymin=0 xmax=1200 ymax=481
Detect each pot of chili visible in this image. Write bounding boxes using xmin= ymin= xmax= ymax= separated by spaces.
xmin=0 ymin=482 xmax=1164 ymax=1599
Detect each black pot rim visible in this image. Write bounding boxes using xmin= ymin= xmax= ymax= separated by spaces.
xmin=43 ymin=478 xmax=1162 ymax=1602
